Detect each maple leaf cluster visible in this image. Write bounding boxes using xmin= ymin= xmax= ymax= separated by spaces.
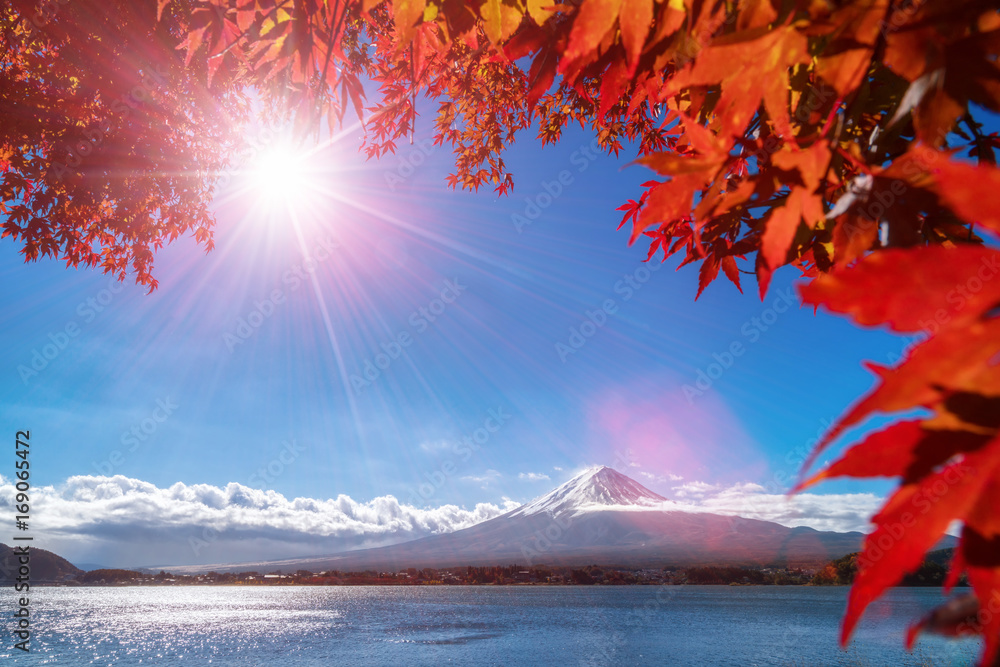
xmin=0 ymin=0 xmax=247 ymax=290
xmin=2 ymin=0 xmax=999 ymax=660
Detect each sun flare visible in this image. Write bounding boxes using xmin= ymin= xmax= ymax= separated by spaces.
xmin=247 ymin=140 xmax=319 ymax=209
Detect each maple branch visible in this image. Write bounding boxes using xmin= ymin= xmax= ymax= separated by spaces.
xmin=314 ymin=1 xmax=348 ymax=128
xmin=409 ymin=43 xmax=416 ymax=144
xmin=747 ymin=195 xmax=790 ymax=211
xmin=207 ymin=0 xmax=295 ymax=61
xmin=963 ymin=111 xmax=996 ymax=165
xmin=818 ymin=96 xmax=844 ymax=139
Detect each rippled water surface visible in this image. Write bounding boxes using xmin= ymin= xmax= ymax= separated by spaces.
xmin=2 ymin=586 xmax=982 ymax=665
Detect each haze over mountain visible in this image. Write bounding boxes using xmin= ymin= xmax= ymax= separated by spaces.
xmin=167 ymin=466 xmax=905 ymax=574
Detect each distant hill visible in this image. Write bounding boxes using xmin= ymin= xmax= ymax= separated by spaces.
xmin=0 ymin=543 xmax=83 ymax=583
xmin=166 ymin=466 xmax=924 ymax=574
xmin=77 ymin=568 xmax=146 ymax=584
xmin=72 ymin=562 xmax=111 ymax=572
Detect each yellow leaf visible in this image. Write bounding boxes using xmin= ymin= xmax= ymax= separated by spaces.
xmin=526 ymin=0 xmax=555 ymax=26
xmin=480 ymin=0 xmax=523 ymax=44
xmin=393 ymin=0 xmax=427 ymax=46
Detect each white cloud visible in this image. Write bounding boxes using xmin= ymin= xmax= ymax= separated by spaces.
xmin=664 ymin=480 xmax=882 ymax=534
xmin=460 ymin=469 xmax=502 ymax=485
xmin=671 ymin=481 xmax=719 ymax=498
xmin=553 ymin=466 xmax=563 ymax=472
xmin=573 ymin=479 xmax=882 ymax=534
xmin=418 ymin=440 xmax=452 ymax=454
xmin=518 ymin=472 xmax=550 ymax=482
xmin=639 ymin=471 xmax=683 ymax=484
xmin=0 ymin=474 xmax=519 ymax=568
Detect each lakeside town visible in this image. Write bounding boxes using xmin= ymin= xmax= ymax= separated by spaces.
xmin=66 ymin=552 xmax=955 ymax=588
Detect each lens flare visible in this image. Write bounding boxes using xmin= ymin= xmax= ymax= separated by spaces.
xmin=248 ymin=139 xmax=319 ymax=209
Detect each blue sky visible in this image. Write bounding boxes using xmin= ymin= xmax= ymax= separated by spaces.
xmin=0 ymin=120 xmax=913 ymax=566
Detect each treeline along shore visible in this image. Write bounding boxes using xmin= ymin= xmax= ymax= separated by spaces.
xmin=46 ymin=551 xmax=962 ymax=588
xmin=1 ymin=543 xmax=959 ymax=588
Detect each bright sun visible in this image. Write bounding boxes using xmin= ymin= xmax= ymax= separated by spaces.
xmin=246 ymin=139 xmax=322 ymax=211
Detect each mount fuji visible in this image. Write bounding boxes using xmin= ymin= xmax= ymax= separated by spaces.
xmin=183 ymin=466 xmax=878 ymax=573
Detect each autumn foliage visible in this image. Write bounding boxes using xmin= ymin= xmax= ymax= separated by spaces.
xmin=2 ymin=0 xmax=1000 ymax=661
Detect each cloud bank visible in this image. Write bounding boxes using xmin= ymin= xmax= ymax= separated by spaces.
xmin=0 ymin=472 xmax=887 ymax=570
xmin=665 ymin=481 xmax=882 ymax=534
xmin=0 ymin=474 xmax=518 ymax=569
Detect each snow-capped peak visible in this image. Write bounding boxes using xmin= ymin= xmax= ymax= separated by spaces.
xmin=508 ymin=465 xmax=671 ymax=517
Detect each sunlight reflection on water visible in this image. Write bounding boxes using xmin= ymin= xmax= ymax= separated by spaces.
xmin=1 ymin=586 xmax=981 ymax=666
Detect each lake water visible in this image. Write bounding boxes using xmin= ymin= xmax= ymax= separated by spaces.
xmin=1 ymin=586 xmax=982 ymax=665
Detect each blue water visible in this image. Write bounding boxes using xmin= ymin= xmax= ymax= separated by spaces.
xmin=1 ymin=586 xmax=982 ymax=665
